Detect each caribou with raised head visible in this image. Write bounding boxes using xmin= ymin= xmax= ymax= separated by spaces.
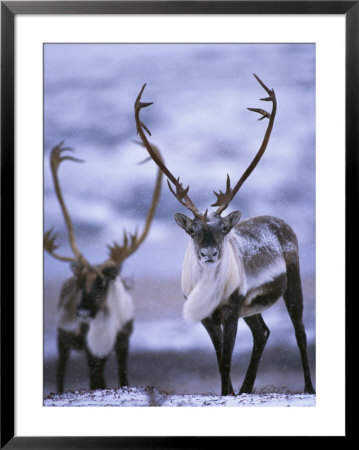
xmin=134 ymin=75 xmax=315 ymax=395
xmin=44 ymin=142 xmax=162 ymax=392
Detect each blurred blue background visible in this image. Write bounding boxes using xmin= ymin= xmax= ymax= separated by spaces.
xmin=44 ymin=43 xmax=315 ymax=397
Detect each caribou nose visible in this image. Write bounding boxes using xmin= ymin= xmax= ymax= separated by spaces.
xmin=77 ymin=308 xmax=91 ymax=321
xmin=200 ymin=247 xmax=218 ymax=259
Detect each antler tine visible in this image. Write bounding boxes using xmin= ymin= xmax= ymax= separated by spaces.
xmin=134 ymin=84 xmax=202 ymax=220
xmin=106 ymin=228 xmax=139 ymax=266
xmin=45 ymin=142 xmax=87 ymax=263
xmin=213 ymin=74 xmax=277 ymax=215
xmin=43 ymin=227 xmax=78 ymax=262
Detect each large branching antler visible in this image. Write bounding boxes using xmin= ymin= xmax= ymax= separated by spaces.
xmin=45 ymin=139 xmax=162 ymax=272
xmin=44 ymin=142 xmax=87 ymax=264
xmin=102 ymin=143 xmax=164 ymax=267
xmin=134 ymin=84 xmax=206 ymax=221
xmin=134 ymin=75 xmax=276 ymax=221
xmin=212 ymin=73 xmax=277 ymax=215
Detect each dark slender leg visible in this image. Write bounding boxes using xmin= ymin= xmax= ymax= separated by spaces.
xmin=240 ymin=314 xmax=270 ymax=394
xmin=201 ymin=315 xmax=235 ymax=394
xmin=201 ymin=315 xmax=222 ymax=366
xmin=56 ymin=329 xmax=71 ymax=393
xmin=86 ymin=351 xmax=108 ymax=390
xmin=220 ymin=311 xmax=239 ymax=396
xmin=283 ymin=263 xmax=315 ymax=394
xmin=115 ymin=320 xmax=133 ymax=387
xmin=115 ymin=332 xmax=130 ymax=386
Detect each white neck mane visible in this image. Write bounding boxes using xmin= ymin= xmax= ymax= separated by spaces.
xmin=181 ymin=235 xmax=243 ymax=322
xmin=86 ymin=278 xmax=134 ymax=357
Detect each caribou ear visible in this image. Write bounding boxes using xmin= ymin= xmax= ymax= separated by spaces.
xmin=223 ymin=210 xmax=241 ymax=231
xmin=174 ymin=213 xmax=193 ymax=233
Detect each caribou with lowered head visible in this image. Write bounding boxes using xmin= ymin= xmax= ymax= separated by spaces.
xmin=44 ymin=142 xmax=162 ymax=392
xmin=134 ymin=75 xmax=315 ymax=396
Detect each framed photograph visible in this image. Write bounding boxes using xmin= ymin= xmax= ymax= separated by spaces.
xmin=1 ymin=1 xmax=355 ymax=447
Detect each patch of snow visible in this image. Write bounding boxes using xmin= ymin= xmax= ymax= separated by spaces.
xmin=44 ymin=386 xmax=315 ymax=407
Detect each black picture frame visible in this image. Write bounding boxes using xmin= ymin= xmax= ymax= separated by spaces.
xmin=1 ymin=1 xmax=356 ymax=447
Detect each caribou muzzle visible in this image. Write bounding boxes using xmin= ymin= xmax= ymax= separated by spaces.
xmin=76 ymin=307 xmax=93 ymax=323
xmin=200 ymin=246 xmax=219 ymax=264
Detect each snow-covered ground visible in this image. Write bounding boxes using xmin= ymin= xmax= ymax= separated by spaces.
xmin=44 ymin=386 xmax=315 ymax=407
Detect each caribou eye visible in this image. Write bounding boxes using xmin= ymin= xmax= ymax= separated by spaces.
xmin=97 ymin=276 xmax=107 ymax=288
xmin=222 ymin=226 xmax=228 ymax=233
xmin=189 ymin=227 xmax=195 ymax=235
